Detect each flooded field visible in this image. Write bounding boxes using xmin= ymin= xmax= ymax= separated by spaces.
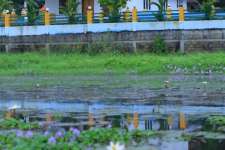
xmin=0 ymin=74 xmax=225 ymax=149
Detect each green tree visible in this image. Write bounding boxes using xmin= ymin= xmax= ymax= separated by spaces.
xmin=0 ymin=0 xmax=13 ymax=14
xmin=98 ymin=0 xmax=128 ymax=22
xmin=201 ymin=0 xmax=215 ymax=20
xmin=62 ymin=0 xmax=79 ymax=24
xmin=151 ymin=0 xmax=168 ymax=21
xmin=26 ymin=0 xmax=39 ymax=25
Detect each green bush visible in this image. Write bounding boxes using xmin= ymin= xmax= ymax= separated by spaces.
xmin=151 ymin=35 xmax=168 ymax=53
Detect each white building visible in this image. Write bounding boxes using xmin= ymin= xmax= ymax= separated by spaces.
xmin=45 ymin=0 xmax=188 ymax=15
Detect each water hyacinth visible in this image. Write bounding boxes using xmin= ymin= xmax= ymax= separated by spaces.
xmin=16 ymin=130 xmax=24 ymax=137
xmin=107 ymin=142 xmax=125 ymax=150
xmin=70 ymin=127 xmax=80 ymax=137
xmin=25 ymin=131 xmax=33 ymax=138
xmin=55 ymin=131 xmax=64 ymax=138
xmin=69 ymin=136 xmax=77 ymax=142
xmin=48 ymin=136 xmax=56 ymax=144
xmin=44 ymin=131 xmax=50 ymax=136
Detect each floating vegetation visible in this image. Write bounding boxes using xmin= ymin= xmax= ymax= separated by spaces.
xmin=203 ymin=116 xmax=225 ymax=132
xmin=0 ymin=128 xmax=159 ymax=150
xmin=0 ymin=118 xmax=40 ymax=130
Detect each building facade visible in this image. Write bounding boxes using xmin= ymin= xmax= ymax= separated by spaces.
xmin=45 ymin=0 xmax=188 ymax=15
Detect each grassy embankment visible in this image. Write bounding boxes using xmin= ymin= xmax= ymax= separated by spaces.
xmin=0 ymin=52 xmax=224 ymax=75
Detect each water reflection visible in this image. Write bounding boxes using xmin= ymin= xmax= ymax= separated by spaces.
xmin=0 ymin=75 xmax=225 ymax=149
xmin=0 ymin=101 xmax=222 ymax=131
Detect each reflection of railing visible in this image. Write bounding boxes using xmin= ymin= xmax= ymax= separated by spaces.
xmin=1 ymin=8 xmax=225 ymax=27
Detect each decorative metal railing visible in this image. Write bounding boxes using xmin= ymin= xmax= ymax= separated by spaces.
xmin=1 ymin=7 xmax=225 ymax=27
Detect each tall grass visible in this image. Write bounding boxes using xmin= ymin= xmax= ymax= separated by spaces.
xmin=0 ymin=52 xmax=224 ymax=75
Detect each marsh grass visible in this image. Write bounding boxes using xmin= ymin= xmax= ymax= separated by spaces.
xmin=0 ymin=52 xmax=224 ymax=75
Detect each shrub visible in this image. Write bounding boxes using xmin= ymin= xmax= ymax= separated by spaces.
xmin=151 ymin=35 xmax=168 ymax=53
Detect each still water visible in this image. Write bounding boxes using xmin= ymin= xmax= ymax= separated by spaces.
xmin=0 ymin=74 xmax=225 ymax=149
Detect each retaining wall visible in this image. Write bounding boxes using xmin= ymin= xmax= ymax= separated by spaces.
xmin=1 ymin=20 xmax=225 ymax=52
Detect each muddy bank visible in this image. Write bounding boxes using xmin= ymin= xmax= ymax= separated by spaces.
xmin=0 ymin=74 xmax=224 ymax=106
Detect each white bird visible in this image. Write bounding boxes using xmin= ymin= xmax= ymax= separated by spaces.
xmin=201 ymin=81 xmax=208 ymax=85
xmin=107 ymin=142 xmax=125 ymax=150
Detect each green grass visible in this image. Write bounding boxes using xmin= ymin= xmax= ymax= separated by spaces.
xmin=0 ymin=52 xmax=224 ymax=75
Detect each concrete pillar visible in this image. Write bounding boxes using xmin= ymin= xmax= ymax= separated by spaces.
xmin=5 ymin=45 xmax=10 ymax=53
xmin=132 ymin=7 xmax=138 ymax=22
xmin=132 ymin=41 xmax=137 ymax=52
xmin=87 ymin=6 xmax=93 ymax=24
xmin=180 ymin=31 xmax=185 ymax=53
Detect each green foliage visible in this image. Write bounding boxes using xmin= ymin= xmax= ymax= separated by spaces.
xmin=201 ymin=0 xmax=216 ymax=20
xmin=0 ymin=118 xmax=40 ymax=130
xmin=0 ymin=128 xmax=160 ymax=149
xmin=62 ymin=0 xmax=79 ymax=24
xmin=78 ymin=128 xmax=130 ymax=146
xmin=0 ymin=52 xmax=224 ymax=75
xmin=151 ymin=0 xmax=168 ymax=21
xmin=203 ymin=116 xmax=225 ymax=132
xmin=26 ymin=0 xmax=39 ymax=25
xmin=0 ymin=0 xmax=13 ymax=13
xmin=98 ymin=0 xmax=128 ymax=22
xmin=131 ymin=129 xmax=158 ymax=143
xmin=151 ymin=35 xmax=167 ymax=53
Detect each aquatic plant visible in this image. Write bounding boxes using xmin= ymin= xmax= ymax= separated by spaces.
xmin=25 ymin=130 xmax=33 ymax=138
xmin=0 ymin=118 xmax=40 ymax=130
xmin=131 ymin=129 xmax=159 ymax=144
xmin=107 ymin=142 xmax=125 ymax=150
xmin=55 ymin=131 xmax=64 ymax=138
xmin=70 ymin=127 xmax=81 ymax=137
xmin=16 ymin=130 xmax=24 ymax=137
xmin=203 ymin=116 xmax=225 ymax=132
xmin=0 ymin=128 xmax=160 ymax=149
xmin=77 ymin=128 xmax=129 ymax=146
xmin=48 ymin=136 xmax=57 ymax=144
